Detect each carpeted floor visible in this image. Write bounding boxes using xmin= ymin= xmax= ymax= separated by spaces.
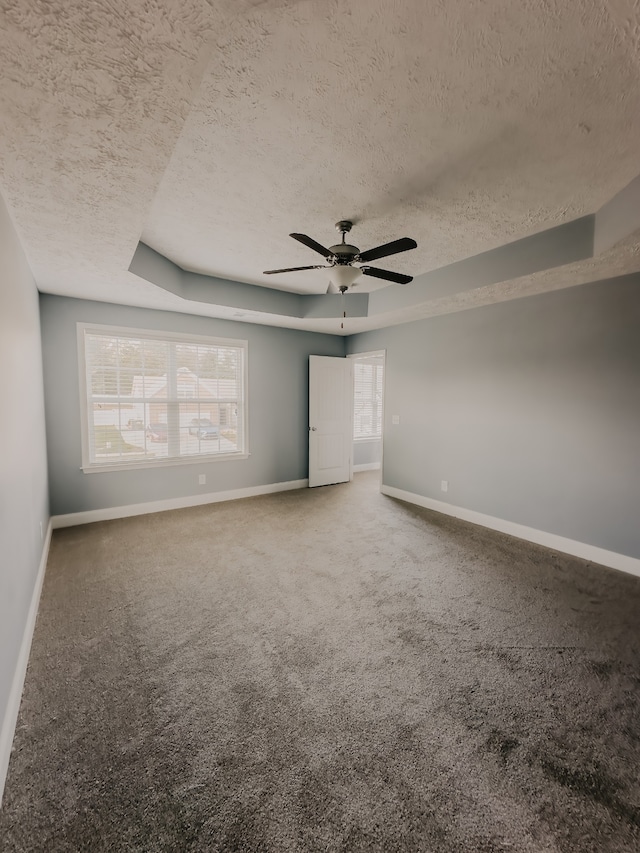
xmin=1 ymin=472 xmax=639 ymax=852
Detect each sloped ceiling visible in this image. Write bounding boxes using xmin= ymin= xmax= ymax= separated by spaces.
xmin=1 ymin=0 xmax=639 ymax=335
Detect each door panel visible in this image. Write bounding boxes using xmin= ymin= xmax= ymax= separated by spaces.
xmin=309 ymin=355 xmax=352 ymax=487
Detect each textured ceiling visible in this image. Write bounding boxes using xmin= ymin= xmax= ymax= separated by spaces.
xmin=1 ymin=0 xmax=639 ymax=333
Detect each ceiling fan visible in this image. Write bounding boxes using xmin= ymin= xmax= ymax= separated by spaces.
xmin=263 ymin=220 xmax=417 ymax=292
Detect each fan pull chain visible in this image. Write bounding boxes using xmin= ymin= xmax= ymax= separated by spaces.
xmin=341 ymin=288 xmax=346 ymax=330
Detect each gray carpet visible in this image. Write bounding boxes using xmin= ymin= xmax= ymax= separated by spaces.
xmin=2 ymin=472 xmax=639 ymax=852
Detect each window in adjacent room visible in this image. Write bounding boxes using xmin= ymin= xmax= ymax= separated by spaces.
xmin=352 ymin=353 xmax=384 ymax=440
xmin=78 ymin=324 xmax=248 ymax=471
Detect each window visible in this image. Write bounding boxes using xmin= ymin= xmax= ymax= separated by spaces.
xmin=78 ymin=324 xmax=248 ymax=471
xmin=352 ymin=353 xmax=384 ymax=440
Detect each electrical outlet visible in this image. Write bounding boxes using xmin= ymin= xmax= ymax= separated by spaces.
xmin=392 ymin=415 xmax=400 ymax=425
xmin=198 ymin=474 xmax=206 ymax=485
xmin=441 ymin=480 xmax=448 ymax=493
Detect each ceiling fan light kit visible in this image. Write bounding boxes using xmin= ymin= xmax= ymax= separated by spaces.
xmin=331 ymin=265 xmax=363 ymax=291
xmin=263 ymin=220 xmax=417 ymax=292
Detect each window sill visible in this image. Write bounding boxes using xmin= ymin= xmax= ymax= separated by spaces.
xmin=81 ymin=451 xmax=250 ymax=474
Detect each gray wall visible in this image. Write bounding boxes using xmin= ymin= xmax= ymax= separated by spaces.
xmin=353 ymin=439 xmax=381 ymax=467
xmin=347 ymin=276 xmax=640 ymax=560
xmin=40 ymin=296 xmax=345 ymax=515
xmin=0 ymin=193 xmax=49 ymax=753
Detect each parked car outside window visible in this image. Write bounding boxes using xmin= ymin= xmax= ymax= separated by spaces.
xmin=188 ymin=418 xmax=219 ymax=439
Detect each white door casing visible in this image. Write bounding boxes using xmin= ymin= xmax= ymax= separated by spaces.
xmin=308 ymin=355 xmax=352 ymax=487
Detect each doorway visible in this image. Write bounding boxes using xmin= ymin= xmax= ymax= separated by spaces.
xmin=349 ymin=351 xmax=385 ymax=473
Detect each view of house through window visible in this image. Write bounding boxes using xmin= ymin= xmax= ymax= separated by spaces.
xmin=79 ymin=325 xmax=247 ymax=469
xmin=353 ymin=353 xmax=384 ymax=440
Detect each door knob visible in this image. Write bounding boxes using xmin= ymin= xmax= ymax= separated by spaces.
xmin=309 ymin=426 xmax=317 ymax=431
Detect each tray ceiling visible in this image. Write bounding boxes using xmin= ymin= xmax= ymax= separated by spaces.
xmin=1 ymin=0 xmax=639 ymax=334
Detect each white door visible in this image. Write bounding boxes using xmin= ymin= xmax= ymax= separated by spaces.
xmin=309 ymin=355 xmax=352 ymax=487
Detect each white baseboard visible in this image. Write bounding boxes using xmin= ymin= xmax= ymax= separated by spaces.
xmin=381 ymin=485 xmax=640 ymax=579
xmin=52 ymin=478 xmax=309 ymax=529
xmin=0 ymin=520 xmax=52 ymax=807
xmin=353 ymin=463 xmax=381 ymax=473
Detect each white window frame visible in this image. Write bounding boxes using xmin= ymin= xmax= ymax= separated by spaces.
xmin=77 ymin=323 xmax=249 ymax=473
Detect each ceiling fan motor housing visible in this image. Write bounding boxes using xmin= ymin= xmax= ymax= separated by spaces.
xmin=328 ymin=243 xmax=360 ymax=263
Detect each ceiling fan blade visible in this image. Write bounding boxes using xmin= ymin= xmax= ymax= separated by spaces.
xmin=290 ymin=233 xmax=332 ymax=257
xmin=360 ymin=266 xmax=413 ymax=285
xmin=263 ymin=265 xmax=328 ymax=274
xmin=357 ymin=237 xmax=417 ymax=263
